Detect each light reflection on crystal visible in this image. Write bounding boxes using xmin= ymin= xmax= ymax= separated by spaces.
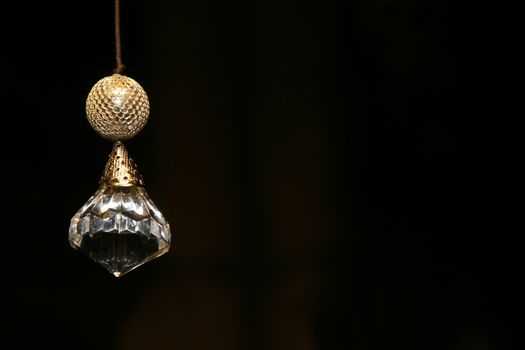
xmin=69 ymin=184 xmax=171 ymax=277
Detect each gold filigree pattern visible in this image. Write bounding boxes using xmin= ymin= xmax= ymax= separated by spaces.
xmin=86 ymin=74 xmax=150 ymax=141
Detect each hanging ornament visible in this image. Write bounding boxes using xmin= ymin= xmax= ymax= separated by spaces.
xmin=68 ymin=0 xmax=171 ymax=277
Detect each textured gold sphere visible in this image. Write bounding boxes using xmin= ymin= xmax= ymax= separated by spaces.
xmin=86 ymin=74 xmax=150 ymax=141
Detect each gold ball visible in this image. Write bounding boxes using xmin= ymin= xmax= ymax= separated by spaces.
xmin=86 ymin=74 xmax=150 ymax=141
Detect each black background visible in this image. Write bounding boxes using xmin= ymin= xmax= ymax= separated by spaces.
xmin=0 ymin=1 xmax=518 ymax=349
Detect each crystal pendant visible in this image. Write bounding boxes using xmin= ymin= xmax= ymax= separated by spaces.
xmin=69 ymin=142 xmax=171 ymax=277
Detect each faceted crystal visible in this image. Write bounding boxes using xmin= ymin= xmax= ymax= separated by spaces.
xmin=69 ymin=184 xmax=171 ymax=277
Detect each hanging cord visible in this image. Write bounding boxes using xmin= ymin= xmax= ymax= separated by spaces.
xmin=114 ymin=0 xmax=126 ymax=73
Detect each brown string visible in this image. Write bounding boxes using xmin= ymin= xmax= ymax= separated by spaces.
xmin=113 ymin=0 xmax=126 ymax=74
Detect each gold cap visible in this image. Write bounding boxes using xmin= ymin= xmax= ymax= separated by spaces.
xmin=100 ymin=141 xmax=144 ymax=187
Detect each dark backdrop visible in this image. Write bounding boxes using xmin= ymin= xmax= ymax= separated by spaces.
xmin=0 ymin=1 xmax=517 ymax=349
